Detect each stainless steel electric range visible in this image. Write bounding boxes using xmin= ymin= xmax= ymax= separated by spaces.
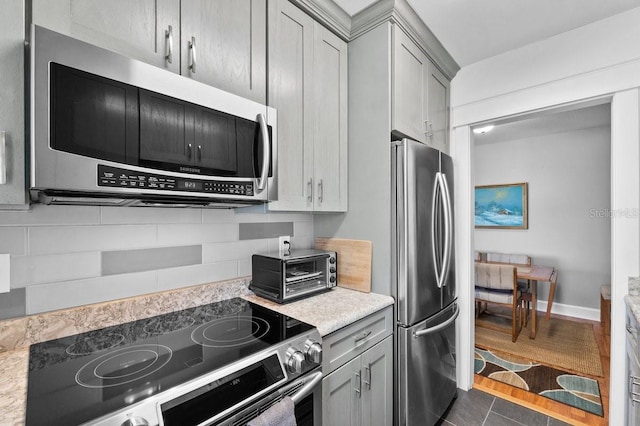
xmin=26 ymin=298 xmax=323 ymax=426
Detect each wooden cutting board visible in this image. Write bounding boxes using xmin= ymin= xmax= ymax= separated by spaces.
xmin=315 ymin=237 xmax=372 ymax=293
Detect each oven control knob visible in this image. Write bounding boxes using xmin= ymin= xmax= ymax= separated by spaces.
xmin=304 ymin=340 xmax=323 ymax=364
xmin=121 ymin=417 xmax=149 ymax=426
xmin=330 ymin=267 xmax=336 ymax=273
xmin=286 ymin=348 xmax=305 ymax=374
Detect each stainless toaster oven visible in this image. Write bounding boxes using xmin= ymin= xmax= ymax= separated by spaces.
xmin=250 ymin=249 xmax=337 ymax=303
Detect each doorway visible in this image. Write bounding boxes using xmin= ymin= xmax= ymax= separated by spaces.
xmin=470 ymin=103 xmax=611 ymax=424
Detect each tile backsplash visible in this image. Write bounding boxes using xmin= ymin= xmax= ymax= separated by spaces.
xmin=0 ymin=203 xmax=313 ymax=319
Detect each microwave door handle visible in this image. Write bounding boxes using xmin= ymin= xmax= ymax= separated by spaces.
xmin=257 ymin=113 xmax=270 ymax=191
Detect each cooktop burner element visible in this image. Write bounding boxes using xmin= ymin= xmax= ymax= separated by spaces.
xmin=191 ymin=316 xmax=271 ymax=348
xmin=75 ymin=344 xmax=173 ymax=388
xmin=25 ymin=298 xmax=318 ymax=426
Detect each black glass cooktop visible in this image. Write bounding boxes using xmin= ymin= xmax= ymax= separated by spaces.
xmin=25 ymin=298 xmax=313 ymax=426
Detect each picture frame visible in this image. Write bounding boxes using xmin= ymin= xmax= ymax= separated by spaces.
xmin=475 ymin=182 xmax=528 ymax=229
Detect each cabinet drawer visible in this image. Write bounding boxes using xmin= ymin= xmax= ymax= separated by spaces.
xmin=322 ymin=306 xmax=393 ymax=374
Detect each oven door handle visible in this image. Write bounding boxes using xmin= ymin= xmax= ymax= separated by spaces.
xmin=289 ymin=371 xmax=323 ymax=405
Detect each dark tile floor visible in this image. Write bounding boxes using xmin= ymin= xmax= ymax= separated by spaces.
xmin=440 ymin=388 xmax=572 ymax=426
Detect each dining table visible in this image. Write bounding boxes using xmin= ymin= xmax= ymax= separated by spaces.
xmin=512 ymin=264 xmax=558 ymax=339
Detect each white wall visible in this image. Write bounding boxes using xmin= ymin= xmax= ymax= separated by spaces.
xmin=451 ymin=7 xmax=640 ymax=425
xmin=475 ymin=125 xmax=611 ymax=312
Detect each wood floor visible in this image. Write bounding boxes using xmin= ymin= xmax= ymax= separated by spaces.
xmin=473 ymin=312 xmax=610 ymax=426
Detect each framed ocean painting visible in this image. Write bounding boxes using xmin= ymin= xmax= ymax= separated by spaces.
xmin=475 ymin=183 xmax=528 ymax=229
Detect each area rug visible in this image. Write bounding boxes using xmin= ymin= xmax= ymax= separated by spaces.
xmin=475 ymin=311 xmax=604 ymax=377
xmin=475 ymin=347 xmax=604 ymax=417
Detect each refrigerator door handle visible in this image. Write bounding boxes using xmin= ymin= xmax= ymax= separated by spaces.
xmin=432 ymin=172 xmax=450 ymax=288
xmin=431 ymin=174 xmax=443 ymax=288
xmin=413 ymin=303 xmax=459 ymax=338
xmin=440 ymin=172 xmax=453 ymax=287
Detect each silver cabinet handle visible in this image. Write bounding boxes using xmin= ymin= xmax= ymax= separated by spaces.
xmin=429 ymin=123 xmax=434 ymax=140
xmin=353 ymin=330 xmax=371 ymax=345
xmin=187 ymin=143 xmax=193 ymax=159
xmin=363 ymin=364 xmax=371 ymax=389
xmin=197 ymin=145 xmax=202 ymax=162
xmin=290 ymin=371 xmax=323 ymax=404
xmin=630 ymin=375 xmax=640 ymax=404
xmin=189 ymin=36 xmax=197 ymax=73
xmin=354 ymin=370 xmax=361 ymax=397
xmin=165 ymin=25 xmax=173 ymax=64
xmin=318 ymin=179 xmax=324 ymax=203
xmin=307 ymin=178 xmax=313 ymax=202
xmin=256 ymin=113 xmax=270 ymax=191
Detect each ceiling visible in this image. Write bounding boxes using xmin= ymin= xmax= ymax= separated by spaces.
xmin=472 ymin=103 xmax=611 ymax=145
xmin=333 ymin=0 xmax=640 ymax=67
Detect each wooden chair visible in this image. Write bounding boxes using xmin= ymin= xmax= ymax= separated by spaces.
xmin=474 ymin=263 xmax=524 ymax=342
xmin=485 ymin=252 xmax=532 ymax=300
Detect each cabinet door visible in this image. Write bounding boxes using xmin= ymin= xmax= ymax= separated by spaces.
xmin=267 ymin=0 xmax=315 ymax=211
xmin=313 ymin=23 xmax=348 ymax=212
xmin=181 ymin=0 xmax=267 ymax=104
xmin=32 ymin=0 xmax=179 ymax=74
xmin=322 ymin=356 xmax=362 ymax=426
xmin=426 ymin=64 xmax=450 ymax=153
xmin=361 ymin=337 xmax=393 ymax=426
xmin=392 ymin=25 xmax=429 ymax=143
xmin=0 ymin=0 xmax=26 ymax=205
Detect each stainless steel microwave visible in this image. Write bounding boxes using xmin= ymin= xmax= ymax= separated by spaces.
xmin=30 ymin=25 xmax=277 ymax=208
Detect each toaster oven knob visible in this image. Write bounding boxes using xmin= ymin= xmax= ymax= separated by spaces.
xmin=330 ymin=276 xmax=336 ymax=283
xmin=304 ymin=340 xmax=323 ymax=364
xmin=329 ymin=257 xmax=336 ymax=264
xmin=286 ymin=348 xmax=305 ymax=374
xmin=330 ymin=267 xmax=336 ymax=274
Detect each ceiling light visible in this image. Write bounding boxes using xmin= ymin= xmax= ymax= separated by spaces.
xmin=473 ymin=125 xmax=494 ymax=134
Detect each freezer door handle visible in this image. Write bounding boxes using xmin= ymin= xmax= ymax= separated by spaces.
xmin=413 ymin=303 xmax=459 ymax=338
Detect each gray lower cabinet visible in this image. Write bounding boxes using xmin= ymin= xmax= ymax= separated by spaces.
xmin=0 ymin=0 xmax=27 ymax=206
xmin=392 ymin=24 xmax=450 ymax=153
xmin=321 ymin=307 xmax=393 ymax=426
xmin=322 ymin=336 xmax=393 ymax=426
xmin=268 ymin=0 xmax=348 ymax=212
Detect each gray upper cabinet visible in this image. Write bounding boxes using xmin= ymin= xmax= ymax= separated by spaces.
xmin=392 ymin=24 xmax=450 ymax=152
xmin=32 ymin=0 xmax=180 ymax=74
xmin=180 ymin=0 xmax=267 ymax=104
xmin=32 ymin=0 xmax=267 ymax=103
xmin=268 ymin=0 xmax=348 ymax=212
xmin=0 ymin=0 xmax=27 ymax=206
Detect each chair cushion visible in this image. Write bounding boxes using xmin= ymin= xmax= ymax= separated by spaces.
xmin=475 ymin=287 xmax=521 ymax=304
xmin=475 ymin=263 xmax=516 ymax=290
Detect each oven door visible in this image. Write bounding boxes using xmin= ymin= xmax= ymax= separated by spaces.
xmin=216 ymin=368 xmax=322 ymax=426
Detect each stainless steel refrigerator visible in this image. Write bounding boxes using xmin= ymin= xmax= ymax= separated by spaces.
xmin=392 ymin=138 xmax=458 ymax=426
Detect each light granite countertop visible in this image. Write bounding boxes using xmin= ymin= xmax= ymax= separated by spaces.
xmin=243 ymin=287 xmax=395 ymax=336
xmin=625 ymin=276 xmax=640 ymax=323
xmin=0 ymin=280 xmax=393 ymax=425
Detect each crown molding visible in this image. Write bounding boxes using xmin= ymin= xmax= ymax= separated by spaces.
xmin=290 ymin=0 xmax=351 ymax=41
xmin=351 ymin=0 xmax=459 ymax=79
xmin=290 ymin=0 xmax=460 ymax=79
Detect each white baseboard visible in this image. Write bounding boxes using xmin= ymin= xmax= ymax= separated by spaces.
xmin=535 ymin=300 xmax=600 ymax=322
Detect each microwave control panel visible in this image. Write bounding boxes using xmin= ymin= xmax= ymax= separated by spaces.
xmin=97 ymin=165 xmax=254 ymax=196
